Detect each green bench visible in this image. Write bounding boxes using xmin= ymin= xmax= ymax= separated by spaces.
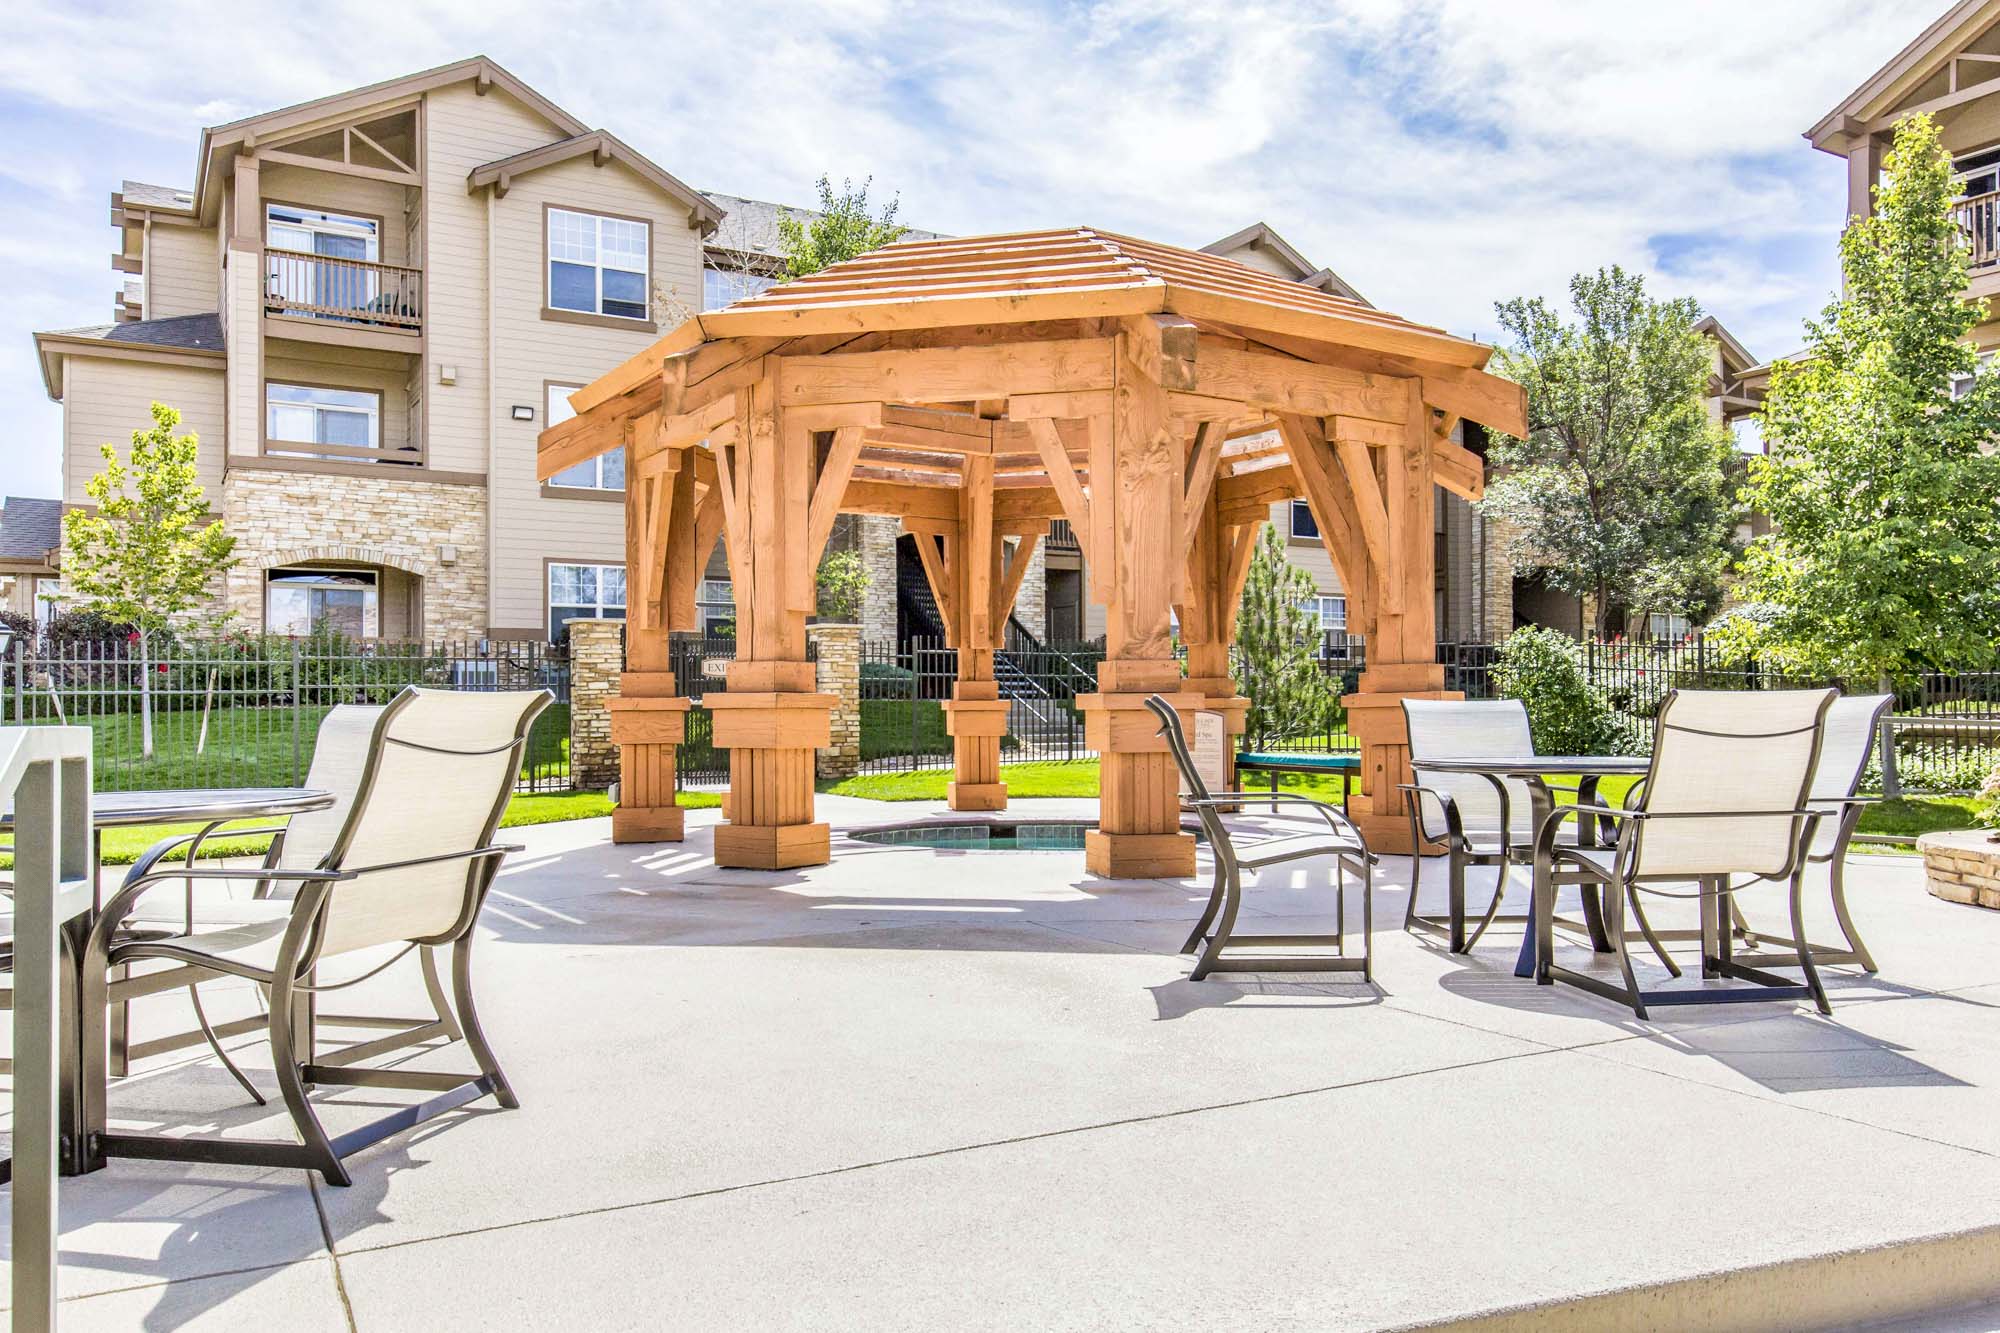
xmin=1234 ymin=751 xmax=1361 ymax=805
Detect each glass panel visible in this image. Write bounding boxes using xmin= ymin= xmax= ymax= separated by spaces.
xmin=549 ymin=459 xmax=598 ymax=488
xmin=601 ymin=567 xmax=626 ymax=609
xmin=600 ymin=217 xmax=648 ymax=271
xmin=550 ymin=261 xmax=595 ymax=313
xmin=550 ymin=606 xmax=592 ymax=639
xmin=546 ymin=384 xmax=581 ymax=428
xmin=1291 ymin=501 xmax=1319 ymax=539
xmin=549 ymin=564 xmax=596 ymax=604
xmin=268 ymin=402 xmax=317 ymax=442
xmin=267 ymin=582 xmax=312 ymax=636
xmin=318 ymin=408 xmax=374 ymax=448
xmin=599 ymin=447 xmax=626 ymax=490
xmin=601 ymin=267 xmax=646 ymax=319
xmin=547 ymin=209 xmax=595 ymax=264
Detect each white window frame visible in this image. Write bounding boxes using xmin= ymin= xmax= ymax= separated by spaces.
xmin=265 ymin=383 xmax=383 ymax=458
xmin=697 ymin=578 xmax=735 ymax=635
xmin=702 ymin=264 xmax=778 ymax=311
xmin=264 ymin=204 xmax=379 ymax=260
xmin=548 ymin=562 xmax=627 ymax=641
xmin=1301 ymin=594 xmax=1346 ymax=631
xmin=544 ymin=383 xmax=625 ymax=490
xmin=547 ymin=207 xmax=650 ymax=321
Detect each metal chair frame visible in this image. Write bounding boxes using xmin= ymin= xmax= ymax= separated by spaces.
xmin=1530 ymin=689 xmax=1838 ymax=1020
xmin=1147 ymin=696 xmax=1377 ymax=982
xmin=78 ymin=688 xmax=547 ymax=1186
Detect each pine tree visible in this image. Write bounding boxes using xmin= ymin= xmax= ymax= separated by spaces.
xmin=1232 ymin=524 xmax=1335 ymax=747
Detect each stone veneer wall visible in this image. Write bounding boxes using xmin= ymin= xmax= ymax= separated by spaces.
xmin=1478 ymin=513 xmax=1519 ymax=642
xmin=568 ymin=618 xmax=625 ymax=791
xmin=857 ymin=515 xmax=901 ymax=644
xmin=810 ymin=622 xmax=862 ymax=779
xmin=220 ymin=470 xmax=488 ymax=640
xmin=1012 ymin=535 xmax=1048 ymax=640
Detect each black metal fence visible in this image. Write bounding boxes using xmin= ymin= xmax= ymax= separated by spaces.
xmin=857 ymin=637 xmax=1104 ymax=773
xmin=2 ymin=633 xmax=573 ymax=794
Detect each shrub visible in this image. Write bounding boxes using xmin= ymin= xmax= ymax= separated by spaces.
xmin=860 ymin=660 xmax=915 ymax=689
xmin=1977 ymin=768 xmax=2000 ymax=833
xmin=815 ymin=549 xmax=870 ymax=621
xmin=1492 ymin=626 xmax=1631 ymax=755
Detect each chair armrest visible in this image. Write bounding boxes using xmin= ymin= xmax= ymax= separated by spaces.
xmin=334 ymin=844 xmax=526 ymax=877
xmin=1398 ymin=782 xmax=1471 ymax=850
xmin=1194 ymin=792 xmax=1377 ymax=862
xmin=86 ymin=863 xmax=357 ymax=966
xmin=122 ymin=826 xmax=292 ymax=885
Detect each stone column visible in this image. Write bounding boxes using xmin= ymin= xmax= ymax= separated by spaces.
xmin=567 ymin=619 xmax=624 ymax=791
xmin=809 ymin=622 xmax=861 ymax=780
xmin=857 ymin=515 xmax=901 ymax=644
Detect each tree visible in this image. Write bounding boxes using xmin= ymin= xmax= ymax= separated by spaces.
xmin=61 ymin=402 xmax=235 ymax=758
xmin=1727 ymin=112 xmax=2000 ymax=685
xmin=814 ymin=548 xmax=870 ymax=621
xmin=775 ymin=175 xmax=907 ymax=278
xmin=1480 ymin=267 xmax=1738 ymax=636
xmin=1232 ymin=524 xmax=1335 ymax=747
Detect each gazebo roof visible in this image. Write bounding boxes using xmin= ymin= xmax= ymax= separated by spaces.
xmin=693 ymin=227 xmax=1487 ymax=366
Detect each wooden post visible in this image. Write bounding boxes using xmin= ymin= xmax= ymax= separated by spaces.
xmin=1078 ymin=337 xmax=1201 ymax=878
xmin=609 ymin=440 xmax=693 ymax=843
xmin=1178 ymin=476 xmax=1254 ymax=789
xmin=711 ymin=371 xmax=836 ymax=869
xmin=1335 ymin=380 xmax=1458 ymax=854
xmin=940 ymin=455 xmax=1011 ymax=810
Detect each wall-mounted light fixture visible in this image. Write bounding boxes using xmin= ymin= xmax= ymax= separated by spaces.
xmin=511 ymin=405 xmax=535 ymax=422
xmin=437 ymin=365 xmax=458 ymax=385
xmin=439 ymin=544 xmax=459 ymax=566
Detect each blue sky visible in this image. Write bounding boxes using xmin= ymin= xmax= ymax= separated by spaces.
xmin=0 ymin=0 xmax=1930 ymax=499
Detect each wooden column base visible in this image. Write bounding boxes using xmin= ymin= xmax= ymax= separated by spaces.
xmin=709 ymin=691 xmax=836 ymax=871
xmin=942 ymin=697 xmax=1012 ymax=813
xmin=1342 ymin=675 xmax=1458 ymax=857
xmin=1080 ymin=687 xmax=1203 ymax=880
xmin=607 ymin=695 xmax=692 ymax=845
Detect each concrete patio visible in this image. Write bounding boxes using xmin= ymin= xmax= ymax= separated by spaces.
xmin=9 ymin=795 xmax=2000 ymax=1331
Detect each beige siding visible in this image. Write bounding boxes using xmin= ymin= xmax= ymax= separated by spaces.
xmin=484 ymin=152 xmax=705 ymax=632
xmin=62 ymin=356 xmax=227 ymax=505
xmin=223 ymin=241 xmax=263 ymax=461
xmin=1212 ymin=241 xmax=1295 ymax=280
xmin=262 ymin=346 xmax=417 ymax=457
xmin=1268 ymin=499 xmax=1344 ymax=597
xmin=145 ymin=220 xmax=219 ymax=318
xmin=260 ymin=162 xmax=415 ymax=266
xmin=424 ymin=83 xmax=554 ymax=485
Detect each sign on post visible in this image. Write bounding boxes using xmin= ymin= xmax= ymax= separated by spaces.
xmin=1179 ymin=710 xmax=1229 ymax=797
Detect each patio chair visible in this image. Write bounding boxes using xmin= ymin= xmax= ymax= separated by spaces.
xmin=1399 ymin=699 xmax=1675 ymax=970
xmin=1732 ymin=692 xmax=1893 ymax=973
xmin=109 ymin=704 xmax=465 ymax=1099
xmin=80 ymin=686 xmax=549 ymax=1186
xmin=1147 ymin=696 xmax=1376 ymax=981
xmin=1531 ymin=687 xmax=1838 ymax=1019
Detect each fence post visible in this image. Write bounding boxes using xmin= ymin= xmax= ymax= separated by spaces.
xmin=1878 ymin=714 xmax=1902 ymax=799
xmin=290 ymin=637 xmax=303 ymax=785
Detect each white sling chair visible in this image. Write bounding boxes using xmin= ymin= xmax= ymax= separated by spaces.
xmin=108 ymin=705 xmax=464 ymax=1096
xmin=80 ymin=686 xmax=549 ymax=1186
xmin=1532 ymin=688 xmax=1837 ymax=1019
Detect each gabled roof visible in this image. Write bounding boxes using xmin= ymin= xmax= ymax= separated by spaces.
xmin=1807 ymin=0 xmax=2000 ymax=153
xmin=1693 ymin=315 xmax=1758 ymax=376
xmin=689 ymin=226 xmax=1488 ymax=366
xmin=1202 ymin=222 xmax=1367 ymax=305
xmin=0 ymin=498 xmax=63 ymax=565
xmin=33 ymin=314 xmax=225 ymax=400
xmin=469 ymin=131 xmax=724 ymax=233
xmin=194 ymin=56 xmax=586 ymax=217
xmin=118 ymin=180 xmax=195 ymax=213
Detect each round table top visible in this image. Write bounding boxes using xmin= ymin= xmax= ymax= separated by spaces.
xmin=1416 ymin=755 xmax=1651 ymax=777
xmin=0 ymin=786 xmax=335 ymax=830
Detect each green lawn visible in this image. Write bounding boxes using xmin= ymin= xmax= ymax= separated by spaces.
xmin=0 ymin=786 xmax=721 ymax=870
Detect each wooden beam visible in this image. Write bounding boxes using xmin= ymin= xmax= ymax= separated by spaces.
xmin=1117 ymin=313 xmax=1199 ymax=391
xmin=1277 ymin=413 xmax=1373 ymax=631
xmin=840 ymin=479 xmax=958 ymax=522
xmin=807 ymin=426 xmax=866 ymax=561
xmin=962 ymin=456 xmax=997 ymax=650
xmin=778 ymin=338 xmax=1115 ymax=407
xmin=1329 ymin=415 xmax=1402 ymax=449
xmin=993 ymin=532 xmax=1042 ymax=630
xmin=254 ymin=147 xmax=420 ymax=187
xmin=1332 ymin=435 xmax=1396 ymax=613
xmin=1006 ymin=390 xmax=1113 ymax=420
xmin=785 ymin=401 xmax=884 ymax=434
xmin=992 ymin=487 xmax=1068 ymax=525
xmin=654 ymin=392 xmax=737 ymax=454
xmin=1432 ymin=437 xmax=1485 ymax=501
xmin=1025 ymin=417 xmax=1093 ymax=555
xmin=1182 ymin=420 xmax=1223 ymax=550
xmin=907 ymin=525 xmax=958 ymax=643
xmin=1189 ymin=336 xmax=1410 ymax=423
xmin=536 ymin=410 xmax=622 ymax=480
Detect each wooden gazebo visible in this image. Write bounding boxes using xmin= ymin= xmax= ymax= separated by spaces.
xmin=538 ymin=227 xmax=1525 ymax=874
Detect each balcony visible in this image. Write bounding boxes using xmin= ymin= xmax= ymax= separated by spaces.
xmin=262 ymin=248 xmax=422 ymax=340
xmin=1957 ymin=190 xmax=2000 ymax=271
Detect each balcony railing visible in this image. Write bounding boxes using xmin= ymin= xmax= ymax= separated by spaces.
xmin=263 ymin=248 xmax=422 ymax=330
xmin=1047 ymin=518 xmax=1079 ymax=549
xmin=1957 ymin=190 xmax=2000 ymax=271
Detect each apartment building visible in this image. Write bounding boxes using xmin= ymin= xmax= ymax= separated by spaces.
xmin=34 ymin=57 xmax=724 ymax=643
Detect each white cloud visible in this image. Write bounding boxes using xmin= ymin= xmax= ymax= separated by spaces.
xmin=0 ymin=0 xmax=1940 ymax=498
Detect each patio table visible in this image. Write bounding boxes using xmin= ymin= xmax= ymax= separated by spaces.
xmin=1 ymin=786 xmax=334 ymax=1175
xmin=1411 ymin=756 xmax=1651 ymax=978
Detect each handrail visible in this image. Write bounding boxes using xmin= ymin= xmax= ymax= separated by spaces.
xmin=263 ymin=247 xmax=423 ymax=329
xmin=1955 ymin=189 xmax=2000 ymax=270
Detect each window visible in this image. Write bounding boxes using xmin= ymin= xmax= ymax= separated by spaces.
xmin=1951 ymin=351 xmax=1996 ymax=400
xmin=32 ymin=577 xmax=62 ymax=625
xmin=267 ymin=568 xmax=379 ymax=638
xmin=1646 ymin=612 xmax=1691 ymax=639
xmin=702 ymin=265 xmax=778 ymax=311
xmin=266 ymin=205 xmax=379 ymax=260
xmin=544 ymin=383 xmax=625 ymax=489
xmin=1290 ymin=500 xmax=1319 ymax=540
xmin=549 ymin=562 xmax=626 ymax=641
xmin=266 ymin=384 xmax=395 ymax=462
xmin=698 ymin=578 xmax=735 ymax=635
xmin=548 ymin=208 xmax=649 ymax=321
xmin=1301 ymin=595 xmax=1347 ymax=631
